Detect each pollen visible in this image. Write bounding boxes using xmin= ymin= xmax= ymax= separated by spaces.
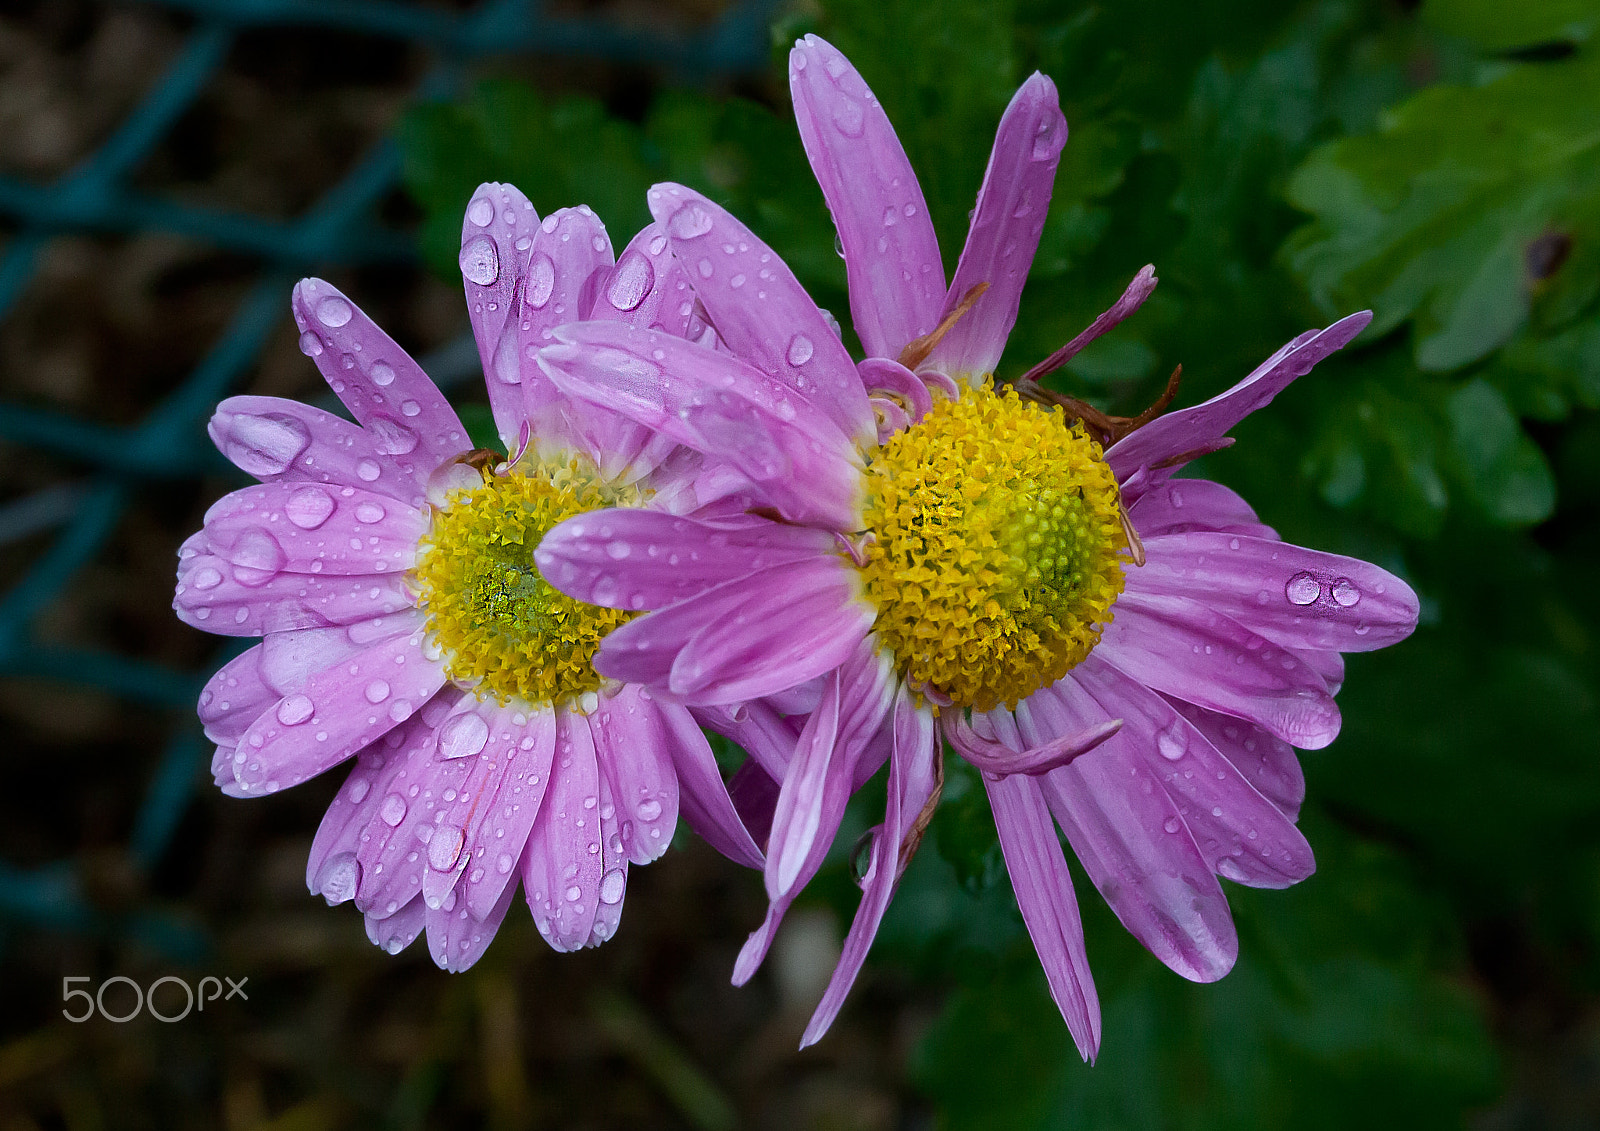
xmin=859 ymin=383 xmax=1129 ymax=712
xmin=412 ymin=456 xmax=642 ymax=707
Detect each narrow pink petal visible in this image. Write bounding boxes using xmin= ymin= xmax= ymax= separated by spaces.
xmin=1132 ymin=532 xmax=1419 ymax=653
xmin=726 ymin=758 xmax=781 ymax=851
xmin=306 ymin=747 xmax=397 ymax=904
xmin=1107 ymin=313 xmax=1372 ymax=491
xmin=175 ymin=557 xmax=413 ymax=635
xmin=460 ymin=182 xmax=539 ymax=447
xmin=1097 ymin=591 xmax=1342 ymax=749
xmin=198 ymin=644 xmax=276 ymax=745
xmin=592 ymin=686 xmax=679 ymax=865
xmin=541 ymin=321 xmax=864 ymax=530
xmin=426 ymin=873 xmax=519 ymax=971
xmin=1166 ymin=698 xmax=1305 ymax=821
xmin=789 ymin=34 xmax=944 ymax=359
xmin=290 ymin=279 xmax=469 ymax=470
xmin=209 ymin=396 xmax=430 ymax=503
xmin=584 ymin=768 xmax=631 ymax=948
xmin=1017 ymin=266 xmax=1159 ymax=386
xmin=458 ymin=705 xmax=557 ymax=920
xmin=230 ymin=629 xmax=448 ymax=794
xmin=366 ymin=895 xmax=427 ymax=956
xmin=521 ymin=707 xmax=605 ymax=952
xmin=801 ymin=683 xmax=939 ymax=1047
xmin=646 ymin=183 xmax=874 ymax=445
xmin=1125 ymin=478 xmax=1274 ymax=540
xmin=692 ymin=699 xmax=804 ymax=782
xmin=925 ymin=73 xmax=1067 ymax=380
xmin=1072 ymin=656 xmax=1315 ymax=889
xmin=947 ymin=711 xmax=1122 ymax=777
xmin=655 ymin=700 xmax=766 ymax=869
xmin=594 ymin=556 xmax=873 ymax=705
xmin=857 ymin=357 xmax=933 ymax=421
xmin=198 ymin=482 xmax=427 ymax=576
xmin=536 ymin=507 xmax=836 ymax=611
xmin=591 ymin=220 xmax=696 ymax=338
xmin=983 ymin=769 xmax=1102 ymax=1061
xmin=1295 ymin=646 xmax=1344 ymax=693
xmin=1016 ymin=682 xmax=1239 ymax=982
xmin=765 ymin=642 xmax=895 ymax=900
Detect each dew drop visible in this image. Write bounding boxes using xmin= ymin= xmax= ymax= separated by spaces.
xmin=192 ymin=566 xmax=222 ymax=590
xmin=1331 ymin=578 xmax=1361 ymax=607
xmin=355 ymin=501 xmax=386 ymax=524
xmin=599 ymin=869 xmax=625 ymax=904
xmin=832 ymin=95 xmax=865 ymax=137
xmin=466 ymin=196 xmax=495 ymax=227
xmin=355 ymin=459 xmax=381 ymax=482
xmin=222 ymin=412 xmax=311 ymax=477
xmin=637 ymin=798 xmax=663 ymax=821
xmin=277 ymin=694 xmax=314 ymax=726
xmin=369 ymin=360 xmax=396 ymax=386
xmin=786 ymin=334 xmax=814 ymax=366
xmin=366 ymin=416 xmax=418 ymax=456
xmin=285 ymin=486 xmax=335 ymax=530
xmin=608 ymin=252 xmax=654 ymax=311
xmin=1156 ymin=729 xmax=1185 ymax=761
xmin=1163 ymin=817 xmax=1181 ymax=834
xmin=379 ymin=793 xmax=407 ymax=826
xmin=364 ymin=680 xmax=390 ymax=703
xmin=316 ymin=296 xmax=353 ymax=328
xmin=297 ymin=330 xmax=325 ymax=357
xmin=668 ymin=204 xmax=714 ymax=239
xmin=428 ymin=824 xmax=466 ymax=871
xmin=348 ymin=777 xmax=371 ymax=804
xmin=459 ymin=236 xmax=500 ymax=286
xmin=438 ymin=712 xmax=490 ymax=759
xmin=1285 ymin=572 xmax=1321 ymax=606
xmin=526 ymin=253 xmax=556 ymax=308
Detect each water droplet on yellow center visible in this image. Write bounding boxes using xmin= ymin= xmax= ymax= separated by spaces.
xmin=859 ymin=383 xmax=1128 ymax=711
xmin=413 ymin=456 xmax=642 ymax=706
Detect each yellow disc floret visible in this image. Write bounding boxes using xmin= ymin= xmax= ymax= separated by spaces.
xmin=413 ymin=456 xmax=641 ymax=706
xmin=860 ymin=383 xmax=1129 ymax=712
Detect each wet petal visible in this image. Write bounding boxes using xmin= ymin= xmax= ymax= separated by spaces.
xmin=460 ymin=182 xmax=539 ymax=447
xmin=520 ymin=707 xmax=605 ymax=952
xmin=198 ymin=482 xmax=427 ymax=577
xmin=592 ymin=685 xmax=680 ymax=865
xmin=1126 ymin=478 xmax=1275 ymax=540
xmin=655 ymin=699 xmax=766 ymax=870
xmin=175 ymin=556 xmax=414 ymax=636
xmin=789 ymin=34 xmax=944 ymax=359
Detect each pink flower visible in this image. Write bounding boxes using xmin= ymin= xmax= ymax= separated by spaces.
xmin=175 ymin=183 xmax=763 ymax=970
xmin=533 ymin=37 xmax=1420 ymax=1055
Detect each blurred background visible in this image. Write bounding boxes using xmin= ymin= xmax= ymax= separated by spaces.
xmin=1 ymin=0 xmax=1597 ymax=1126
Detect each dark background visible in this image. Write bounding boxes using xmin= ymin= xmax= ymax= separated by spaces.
xmin=1 ymin=0 xmax=1598 ymax=1127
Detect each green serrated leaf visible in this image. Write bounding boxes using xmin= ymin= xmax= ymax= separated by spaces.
xmin=1286 ymin=50 xmax=1600 ymax=371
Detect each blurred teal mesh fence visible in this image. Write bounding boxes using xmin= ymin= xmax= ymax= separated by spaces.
xmin=0 ymin=0 xmax=775 ymax=957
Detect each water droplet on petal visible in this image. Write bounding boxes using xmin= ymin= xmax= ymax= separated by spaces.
xmin=1032 ymin=115 xmax=1062 ymax=160
xmin=438 ymin=712 xmax=490 ymax=759
xmin=356 ymin=459 xmax=381 ymax=482
xmin=364 ymin=680 xmax=390 ymax=703
xmin=223 ymin=412 xmax=311 ymax=477
xmin=380 ymin=793 xmax=407 ymax=826
xmin=564 ymin=884 xmax=583 ymax=902
xmin=608 ymin=252 xmax=654 ymax=311
xmin=786 ymin=334 xmax=814 ymax=366
xmin=1285 ymin=572 xmax=1320 ymax=605
xmin=316 ymin=297 xmax=353 ymax=328
xmin=636 ymin=798 xmax=662 ymax=821
xmin=277 ymin=694 xmax=314 ymax=726
xmin=366 ymin=416 xmax=418 ymax=456
xmin=285 ymin=486 xmax=335 ymax=529
xmin=459 ymin=236 xmax=500 ymax=286
xmin=1331 ymin=578 xmax=1361 ymax=607
xmin=1163 ymin=817 xmax=1181 ymax=834
xmin=1156 ymin=729 xmax=1185 ymax=761
xmin=369 ymin=360 xmax=396 ymax=387
xmin=297 ymin=330 xmax=325 ymax=357
xmin=466 ymin=196 xmax=495 ymax=227
xmin=599 ymin=869 xmax=625 ymax=904
xmin=526 ymin=253 xmax=556 ymax=308
xmin=428 ymin=824 xmax=465 ymax=871
xmin=192 ymin=566 xmax=222 ymax=590
xmin=668 ymin=204 xmax=714 ymax=239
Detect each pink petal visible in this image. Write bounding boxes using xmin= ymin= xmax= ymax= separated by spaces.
xmin=645 ymin=183 xmax=874 ymax=445
xmin=426 ymin=873 xmax=518 ymax=971
xmin=789 ymin=34 xmax=945 ymax=359
xmin=925 ymin=72 xmax=1067 ymax=380
xmin=692 ymin=699 xmax=804 ymax=782
xmin=592 ymin=685 xmax=679 ymax=865
xmin=591 ymin=220 xmax=697 ymax=338
xmin=584 ymin=767 xmax=631 ymax=948
xmin=175 ymin=557 xmax=414 ymax=636
xmin=209 ymin=396 xmax=430 ymax=503
xmin=1166 ymin=698 xmax=1305 ymax=822
xmin=460 ymin=182 xmax=539 ymax=447
xmin=801 ymin=683 xmax=939 ymax=1047
xmin=983 ymin=769 xmax=1101 ymax=1061
xmin=197 ymin=644 xmax=276 ymax=745
xmin=229 ymin=628 xmax=448 ymax=795
xmin=1107 ymin=313 xmax=1372 ymax=491
xmin=306 ymin=746 xmax=398 ymax=905
xmin=198 ymin=482 xmax=427 ymax=576
xmin=595 ymin=556 xmax=874 ymax=705
xmin=536 ymin=507 xmax=836 ymax=611
xmin=366 ymin=895 xmax=427 ymax=956
xmin=1126 ymin=478 xmax=1274 ymax=540
xmin=541 ymin=321 xmax=864 ymax=530
xmin=655 ymin=699 xmax=766 ymax=870
xmin=458 ymin=705 xmax=558 ymax=920
xmin=1016 ymin=683 xmax=1239 ymax=982
xmin=1097 ymin=591 xmax=1342 ymax=749
xmin=1072 ymin=656 xmax=1314 ymax=889
xmin=520 ymin=706 xmax=605 ymax=952
xmin=1132 ymin=532 xmax=1419 ymax=653
xmin=947 ymin=711 xmax=1122 ymax=777
xmin=290 ymin=279 xmax=469 ymax=470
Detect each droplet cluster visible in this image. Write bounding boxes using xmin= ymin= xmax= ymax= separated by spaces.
xmin=413 ymin=457 xmax=644 ymax=706
xmin=860 ymin=383 xmax=1128 ymax=711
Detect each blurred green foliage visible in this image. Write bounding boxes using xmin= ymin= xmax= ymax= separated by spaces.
xmin=401 ymin=0 xmax=1600 ymax=1124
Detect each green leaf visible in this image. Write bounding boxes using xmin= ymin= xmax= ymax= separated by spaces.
xmin=1444 ymin=378 xmax=1556 ymax=524
xmin=1286 ymin=50 xmax=1600 ymax=371
xmin=1423 ymin=0 xmax=1600 ymax=52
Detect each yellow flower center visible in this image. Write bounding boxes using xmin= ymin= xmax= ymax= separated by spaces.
xmin=413 ymin=456 xmax=641 ymax=706
xmin=859 ymin=383 xmax=1128 ymax=712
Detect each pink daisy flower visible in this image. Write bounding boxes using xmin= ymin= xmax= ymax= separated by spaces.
xmin=532 ymin=37 xmax=1420 ymax=1055
xmin=175 ymin=182 xmax=763 ymax=970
